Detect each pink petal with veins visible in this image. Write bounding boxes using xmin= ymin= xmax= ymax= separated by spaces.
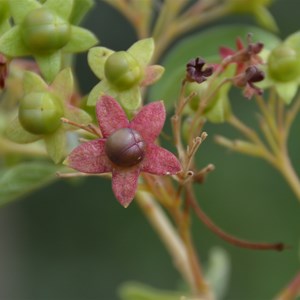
xmin=141 ymin=143 xmax=181 ymax=175
xmin=220 ymin=46 xmax=235 ymax=59
xmin=112 ymin=167 xmax=140 ymax=207
xmin=236 ymin=37 xmax=244 ymax=50
xmin=96 ymin=95 xmax=129 ymax=137
xmin=66 ymin=139 xmax=112 ymax=173
xmin=131 ymin=101 xmax=165 ymax=143
xmin=140 ymin=65 xmax=164 ymax=87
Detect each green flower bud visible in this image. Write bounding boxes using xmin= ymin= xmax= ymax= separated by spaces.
xmin=268 ymin=45 xmax=300 ymax=82
xmin=104 ymin=51 xmax=142 ymax=91
xmin=185 ymin=81 xmax=208 ymax=111
xmin=19 ymin=92 xmax=64 ymax=134
xmin=285 ymin=31 xmax=300 ymax=53
xmin=21 ymin=7 xmax=71 ymax=54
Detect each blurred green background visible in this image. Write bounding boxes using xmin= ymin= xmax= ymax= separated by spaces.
xmin=1 ymin=1 xmax=300 ymax=299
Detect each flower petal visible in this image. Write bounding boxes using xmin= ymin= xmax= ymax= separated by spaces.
xmin=96 ymin=95 xmax=129 ymax=137
xmin=140 ymin=65 xmax=165 ymax=87
xmin=219 ymin=46 xmax=235 ymax=59
xmin=130 ymin=101 xmax=165 ymax=142
xmin=35 ymin=51 xmax=62 ymax=83
xmin=44 ymin=127 xmax=66 ymax=164
xmin=87 ymin=80 xmax=118 ymax=107
xmin=51 ymin=68 xmax=73 ymax=101
xmin=112 ymin=167 xmax=140 ymax=207
xmin=127 ymin=38 xmax=154 ymax=68
xmin=119 ymin=86 xmax=141 ymax=111
xmin=23 ymin=71 xmax=48 ymax=95
xmin=141 ymin=143 xmax=181 ymax=175
xmin=65 ymin=139 xmax=112 ymax=173
xmin=44 ymin=0 xmax=73 ymax=20
xmin=63 ymin=26 xmax=98 ymax=53
xmin=88 ymin=47 xmax=114 ymax=80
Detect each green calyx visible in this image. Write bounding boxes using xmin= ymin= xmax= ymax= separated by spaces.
xmin=268 ymin=45 xmax=300 ymax=82
xmin=20 ymin=7 xmax=71 ymax=54
xmin=104 ymin=51 xmax=142 ymax=91
xmin=19 ymin=92 xmax=64 ymax=134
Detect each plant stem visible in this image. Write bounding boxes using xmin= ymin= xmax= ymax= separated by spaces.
xmin=275 ymin=147 xmax=300 ymax=203
xmin=136 ymin=190 xmax=214 ymax=298
xmin=275 ymin=270 xmax=300 ymax=300
xmin=152 ymin=3 xmax=231 ymax=63
xmin=135 ymin=190 xmax=198 ymax=293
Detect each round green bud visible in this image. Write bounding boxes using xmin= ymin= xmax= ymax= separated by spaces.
xmin=185 ymin=81 xmax=208 ymax=112
xmin=19 ymin=92 xmax=64 ymax=134
xmin=105 ymin=128 xmax=145 ymax=167
xmin=21 ymin=7 xmax=71 ymax=54
xmin=285 ymin=31 xmax=300 ymax=53
xmin=104 ymin=51 xmax=142 ymax=91
xmin=268 ymin=45 xmax=300 ymax=82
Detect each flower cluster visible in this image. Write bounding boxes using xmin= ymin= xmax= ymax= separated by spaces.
xmin=220 ymin=35 xmax=265 ymax=99
xmin=87 ymin=38 xmax=164 ymax=111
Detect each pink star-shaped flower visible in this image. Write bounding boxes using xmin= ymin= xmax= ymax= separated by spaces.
xmin=65 ymin=95 xmax=182 ymax=207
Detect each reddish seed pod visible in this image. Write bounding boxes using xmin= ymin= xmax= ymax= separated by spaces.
xmin=105 ymin=128 xmax=146 ymax=167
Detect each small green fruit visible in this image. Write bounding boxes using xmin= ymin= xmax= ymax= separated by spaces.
xmin=104 ymin=51 xmax=142 ymax=91
xmin=285 ymin=31 xmax=300 ymax=53
xmin=19 ymin=92 xmax=64 ymax=134
xmin=185 ymin=81 xmax=208 ymax=111
xmin=268 ymin=45 xmax=300 ymax=82
xmin=21 ymin=7 xmax=71 ymax=54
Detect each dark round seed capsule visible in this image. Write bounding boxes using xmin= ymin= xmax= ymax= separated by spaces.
xmin=105 ymin=128 xmax=145 ymax=167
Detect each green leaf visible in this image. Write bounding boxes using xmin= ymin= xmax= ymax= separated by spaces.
xmin=118 ymin=282 xmax=182 ymax=300
xmin=51 ymin=68 xmax=74 ymax=100
xmin=5 ymin=116 xmax=41 ymax=143
xmin=0 ymin=161 xmax=59 ymax=207
xmin=87 ymin=81 xmax=117 ymax=106
xmin=127 ymin=38 xmax=154 ymax=68
xmin=149 ymin=25 xmax=281 ymax=110
xmin=23 ymin=71 xmax=48 ymax=94
xmin=44 ymin=0 xmax=73 ymax=20
xmin=69 ymin=0 xmax=94 ymax=24
xmin=63 ymin=26 xmax=98 ymax=53
xmin=9 ymin=0 xmax=41 ymax=24
xmin=44 ymin=127 xmax=66 ymax=164
xmin=35 ymin=51 xmax=62 ymax=83
xmin=0 ymin=26 xmax=30 ymax=57
xmin=88 ymin=47 xmax=114 ymax=79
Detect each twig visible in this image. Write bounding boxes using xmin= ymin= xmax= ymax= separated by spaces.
xmin=186 ymin=184 xmax=286 ymax=251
